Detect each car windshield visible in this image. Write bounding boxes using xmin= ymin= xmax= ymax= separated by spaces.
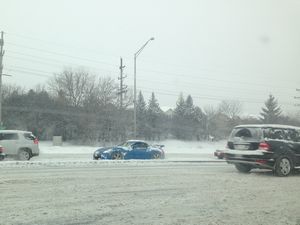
xmin=117 ymin=141 xmax=133 ymax=147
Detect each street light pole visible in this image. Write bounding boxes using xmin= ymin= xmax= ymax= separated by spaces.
xmin=133 ymin=37 xmax=154 ymax=138
xmin=0 ymin=31 xmax=4 ymax=126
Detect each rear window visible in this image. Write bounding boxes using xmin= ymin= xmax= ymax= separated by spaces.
xmin=0 ymin=133 xmax=19 ymax=140
xmin=229 ymin=127 xmax=263 ymax=141
xmin=23 ymin=133 xmax=36 ymax=141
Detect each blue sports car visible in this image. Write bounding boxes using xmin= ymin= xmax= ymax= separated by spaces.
xmin=93 ymin=140 xmax=165 ymax=160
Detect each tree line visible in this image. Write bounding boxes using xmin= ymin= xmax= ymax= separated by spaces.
xmin=2 ymin=68 xmax=299 ymax=143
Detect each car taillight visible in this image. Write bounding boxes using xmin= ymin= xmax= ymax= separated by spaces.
xmin=259 ymin=142 xmax=270 ymax=151
xmin=256 ymin=159 xmax=267 ymax=164
xmin=34 ymin=138 xmax=39 ymax=144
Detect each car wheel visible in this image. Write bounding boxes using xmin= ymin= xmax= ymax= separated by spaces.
xmin=234 ymin=163 xmax=252 ymax=173
xmin=152 ymin=152 xmax=161 ymax=159
xmin=275 ymin=156 xmax=292 ymax=177
xmin=18 ymin=149 xmax=31 ymax=161
xmin=111 ymin=152 xmax=123 ymax=160
xmin=0 ymin=156 xmax=4 ymax=161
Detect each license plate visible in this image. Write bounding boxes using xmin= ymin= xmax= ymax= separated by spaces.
xmin=234 ymin=145 xmax=248 ymax=150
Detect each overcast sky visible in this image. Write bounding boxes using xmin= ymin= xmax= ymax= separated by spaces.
xmin=1 ymin=0 xmax=300 ymax=116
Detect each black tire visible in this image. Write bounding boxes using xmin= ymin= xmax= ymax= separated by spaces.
xmin=0 ymin=156 xmax=4 ymax=161
xmin=275 ymin=155 xmax=293 ymax=177
xmin=151 ymin=152 xmax=161 ymax=159
xmin=234 ymin=163 xmax=252 ymax=173
xmin=111 ymin=152 xmax=123 ymax=160
xmin=18 ymin=149 xmax=31 ymax=161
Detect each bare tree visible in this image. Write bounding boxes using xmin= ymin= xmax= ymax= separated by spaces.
xmin=2 ymin=84 xmax=25 ymax=100
xmin=83 ymin=76 xmax=118 ymax=108
xmin=96 ymin=77 xmax=118 ymax=106
xmin=48 ymin=68 xmax=95 ymax=107
xmin=218 ymin=100 xmax=242 ymax=120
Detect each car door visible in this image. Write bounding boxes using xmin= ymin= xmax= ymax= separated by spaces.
xmin=126 ymin=142 xmax=149 ymax=159
xmin=285 ymin=128 xmax=300 ymax=166
xmin=265 ymin=128 xmax=286 ymax=154
xmin=0 ymin=133 xmax=19 ymax=155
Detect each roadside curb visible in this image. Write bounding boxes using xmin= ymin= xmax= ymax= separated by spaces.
xmin=0 ymin=159 xmax=226 ymax=168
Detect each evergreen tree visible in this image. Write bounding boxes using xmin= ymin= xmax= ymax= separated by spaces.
xmin=147 ymin=92 xmax=163 ymax=140
xmin=174 ymin=93 xmax=185 ymax=117
xmin=184 ymin=95 xmax=205 ymax=140
xmin=260 ymin=94 xmax=282 ymax=124
xmin=136 ymin=91 xmax=147 ymax=138
xmin=183 ymin=95 xmax=195 ymax=139
xmin=184 ymin=95 xmax=194 ymax=117
xmin=172 ymin=93 xmax=186 ymax=139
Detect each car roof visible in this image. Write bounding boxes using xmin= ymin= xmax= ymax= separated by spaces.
xmin=234 ymin=124 xmax=300 ymax=130
xmin=0 ymin=130 xmax=32 ymax=133
xmin=126 ymin=140 xmax=146 ymax=143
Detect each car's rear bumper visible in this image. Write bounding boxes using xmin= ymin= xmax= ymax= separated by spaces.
xmin=224 ymin=149 xmax=274 ymax=169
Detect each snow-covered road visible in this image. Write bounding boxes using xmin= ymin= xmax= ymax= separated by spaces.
xmin=1 ymin=162 xmax=300 ymax=225
xmin=1 ymin=141 xmax=300 ymax=225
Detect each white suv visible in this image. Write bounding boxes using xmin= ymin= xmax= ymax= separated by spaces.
xmin=0 ymin=130 xmax=39 ymax=160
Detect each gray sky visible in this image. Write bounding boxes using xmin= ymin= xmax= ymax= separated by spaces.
xmin=1 ymin=0 xmax=300 ymax=116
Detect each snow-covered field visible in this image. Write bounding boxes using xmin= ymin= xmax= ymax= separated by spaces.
xmin=38 ymin=139 xmax=226 ymax=155
xmin=0 ymin=140 xmax=227 ymax=167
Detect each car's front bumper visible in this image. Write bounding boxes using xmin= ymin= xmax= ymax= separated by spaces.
xmin=214 ymin=150 xmax=225 ymax=158
xmin=0 ymin=153 xmax=6 ymax=160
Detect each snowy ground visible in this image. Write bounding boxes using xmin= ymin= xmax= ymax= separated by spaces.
xmin=1 ymin=140 xmax=299 ymax=225
xmin=1 ymin=162 xmax=300 ymax=225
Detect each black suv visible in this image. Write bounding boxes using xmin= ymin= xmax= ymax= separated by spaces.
xmin=224 ymin=124 xmax=300 ymax=176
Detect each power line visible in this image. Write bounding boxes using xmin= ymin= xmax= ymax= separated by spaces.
xmin=133 ymin=77 xmax=294 ymax=95
xmin=7 ymin=49 xmax=294 ymax=92
xmin=5 ymin=41 xmax=118 ymax=67
xmin=4 ymin=40 xmax=297 ymax=91
xmin=4 ymin=30 xmax=294 ymax=84
xmin=5 ymin=30 xmax=121 ymax=59
xmin=5 ymin=65 xmax=55 ymax=75
xmin=2 ymin=30 xmax=297 ymax=111
xmin=4 ymin=68 xmax=52 ymax=78
xmin=5 ymin=55 xmax=115 ymax=75
xmin=134 ymin=86 xmax=295 ymax=106
xmin=6 ymin=51 xmax=117 ymax=73
xmin=4 ymin=65 xmax=293 ymax=104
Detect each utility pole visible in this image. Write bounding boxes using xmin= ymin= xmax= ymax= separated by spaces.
xmin=0 ymin=31 xmax=4 ymax=125
xmin=295 ymin=89 xmax=300 ymax=107
xmin=118 ymin=57 xmax=127 ymax=109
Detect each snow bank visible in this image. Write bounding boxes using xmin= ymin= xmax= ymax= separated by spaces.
xmin=158 ymin=139 xmax=226 ymax=154
xmin=39 ymin=139 xmax=226 ymax=155
xmin=0 ymin=140 xmax=226 ymax=168
xmin=39 ymin=141 xmax=96 ymax=154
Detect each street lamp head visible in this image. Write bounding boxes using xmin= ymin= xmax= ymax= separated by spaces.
xmin=150 ymin=37 xmax=155 ymax=41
